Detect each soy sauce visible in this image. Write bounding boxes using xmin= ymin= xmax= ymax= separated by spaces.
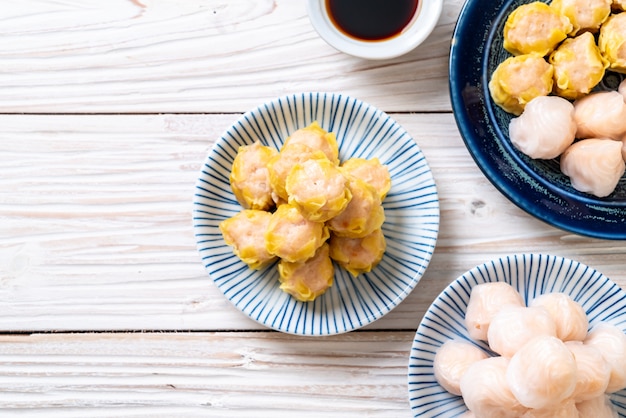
xmin=326 ymin=0 xmax=419 ymax=42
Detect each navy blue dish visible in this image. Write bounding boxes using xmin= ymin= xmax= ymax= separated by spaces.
xmin=449 ymin=0 xmax=626 ymax=240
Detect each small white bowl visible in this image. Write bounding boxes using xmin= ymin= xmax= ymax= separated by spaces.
xmin=306 ymin=0 xmax=443 ymax=60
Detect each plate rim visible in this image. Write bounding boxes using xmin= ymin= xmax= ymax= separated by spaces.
xmin=407 ymin=252 xmax=626 ymax=417
xmin=192 ymin=91 xmax=440 ymax=336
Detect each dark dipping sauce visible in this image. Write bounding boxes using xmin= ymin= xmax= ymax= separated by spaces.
xmin=326 ymin=0 xmax=419 ymax=41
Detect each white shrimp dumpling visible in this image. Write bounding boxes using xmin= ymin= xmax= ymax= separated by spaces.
xmin=574 ymin=91 xmax=626 ymax=141
xmin=464 ymin=282 xmax=525 ymax=341
xmin=560 ymin=138 xmax=625 ymax=198
xmin=584 ymin=323 xmax=626 ymax=393
xmin=521 ymin=398 xmax=578 ymax=418
xmin=577 ymin=395 xmax=619 ymax=418
xmin=460 ymin=356 xmax=528 ymax=418
xmin=506 ymin=336 xmax=577 ymax=409
xmin=508 ymin=95 xmax=576 ymax=159
xmin=433 ymin=339 xmax=488 ymax=396
xmin=529 ymin=292 xmax=589 ymax=341
xmin=565 ymin=341 xmax=611 ymax=401
xmin=487 ymin=306 xmax=557 ymax=358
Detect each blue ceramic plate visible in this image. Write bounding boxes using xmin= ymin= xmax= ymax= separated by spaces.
xmin=449 ymin=0 xmax=626 ymax=240
xmin=408 ymin=253 xmax=626 ymax=417
xmin=192 ymin=92 xmax=439 ymax=336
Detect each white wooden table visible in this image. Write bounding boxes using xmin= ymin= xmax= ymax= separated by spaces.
xmin=1 ymin=1 xmax=625 ymax=416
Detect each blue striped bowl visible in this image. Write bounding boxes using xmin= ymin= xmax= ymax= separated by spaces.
xmin=192 ymin=92 xmax=440 ymax=336
xmin=408 ymin=253 xmax=626 ymax=417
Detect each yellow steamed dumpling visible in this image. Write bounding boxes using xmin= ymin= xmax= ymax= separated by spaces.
xmin=327 ymin=176 xmax=385 ymax=238
xmin=341 ymin=157 xmax=392 ymax=200
xmin=550 ymin=0 xmax=611 ymax=35
xmin=282 ymin=121 xmax=340 ymax=165
xmin=278 ymin=243 xmax=334 ymax=302
xmin=229 ymin=141 xmax=278 ymax=211
xmin=503 ymin=2 xmax=572 ymax=56
xmin=549 ymin=31 xmax=609 ymax=100
xmin=329 ymin=228 xmax=386 ymax=277
xmin=286 ymin=158 xmax=352 ymax=222
xmin=219 ymin=209 xmax=277 ymax=270
xmin=489 ymin=54 xmax=554 ymax=115
xmin=598 ymin=12 xmax=626 ymax=73
xmin=265 ymin=203 xmax=329 ymax=263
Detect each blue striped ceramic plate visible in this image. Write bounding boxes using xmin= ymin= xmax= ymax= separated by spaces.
xmin=408 ymin=253 xmax=626 ymax=417
xmin=193 ymin=92 xmax=440 ymax=336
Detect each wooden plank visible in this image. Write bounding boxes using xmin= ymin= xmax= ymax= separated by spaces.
xmin=0 ymin=331 xmax=414 ymax=417
xmin=1 ymin=114 xmax=625 ymax=332
xmin=0 ymin=0 xmax=461 ymax=114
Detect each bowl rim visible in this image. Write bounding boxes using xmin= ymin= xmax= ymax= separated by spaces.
xmin=306 ymin=0 xmax=443 ymax=60
xmin=449 ymin=0 xmax=626 ymax=240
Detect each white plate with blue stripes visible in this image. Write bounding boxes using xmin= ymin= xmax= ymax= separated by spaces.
xmin=408 ymin=253 xmax=626 ymax=417
xmin=192 ymin=92 xmax=440 ymax=336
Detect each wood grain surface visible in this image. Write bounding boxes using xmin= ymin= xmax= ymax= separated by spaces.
xmin=1 ymin=0 xmax=625 ymax=415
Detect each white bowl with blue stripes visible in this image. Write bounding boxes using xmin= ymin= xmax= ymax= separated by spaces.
xmin=193 ymin=92 xmax=440 ymax=336
xmin=408 ymin=253 xmax=626 ymax=417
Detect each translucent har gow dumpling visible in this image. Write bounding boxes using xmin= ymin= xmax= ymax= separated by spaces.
xmin=598 ymin=12 xmax=626 ymax=73
xmin=460 ymin=356 xmax=528 ymax=418
xmin=464 ymin=282 xmax=525 ymax=341
xmin=550 ymin=0 xmax=611 ymax=35
xmin=549 ymin=31 xmax=609 ymax=100
xmin=573 ymin=91 xmax=626 ymax=141
xmin=503 ymin=2 xmax=572 ymax=56
xmin=489 ymin=54 xmax=554 ymax=116
xmin=565 ymin=341 xmax=611 ymax=401
xmin=584 ymin=322 xmax=626 ymax=393
xmin=508 ymin=95 xmax=576 ymax=159
xmin=560 ymin=138 xmax=625 ymax=198
xmin=521 ymin=398 xmax=578 ymax=418
xmin=433 ymin=339 xmax=488 ymax=396
xmin=506 ymin=336 xmax=577 ymax=410
xmin=487 ymin=306 xmax=557 ymax=358
xmin=577 ymin=395 xmax=619 ymax=418
xmin=529 ymin=292 xmax=589 ymax=341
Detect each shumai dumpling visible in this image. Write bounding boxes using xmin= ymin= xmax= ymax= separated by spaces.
xmin=598 ymin=12 xmax=626 ymax=73
xmin=550 ymin=0 xmax=611 ymax=35
xmin=464 ymin=282 xmax=525 ymax=341
xmin=219 ymin=209 xmax=277 ymax=270
xmin=229 ymin=141 xmax=278 ymax=211
xmin=265 ymin=204 xmax=329 ymax=263
xmin=549 ymin=31 xmax=609 ymax=100
xmin=341 ymin=157 xmax=392 ymax=200
xmin=327 ymin=176 xmax=385 ymax=238
xmin=503 ymin=2 xmax=572 ymax=56
xmin=278 ymin=243 xmax=334 ymax=302
xmin=267 ymin=142 xmax=328 ymax=203
xmin=560 ymin=138 xmax=625 ymax=198
xmin=282 ymin=121 xmax=340 ymax=165
xmin=286 ymin=158 xmax=351 ymax=222
xmin=489 ymin=54 xmax=554 ymax=115
xmin=329 ymin=228 xmax=386 ymax=277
